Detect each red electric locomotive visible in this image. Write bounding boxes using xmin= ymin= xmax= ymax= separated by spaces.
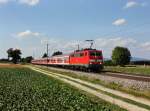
xmin=69 ymin=48 xmax=103 ymax=71
xmin=32 ymin=48 xmax=103 ymax=72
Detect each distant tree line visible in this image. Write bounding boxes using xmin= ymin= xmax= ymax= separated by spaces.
xmin=42 ymin=53 xmax=48 ymax=58
xmin=104 ymin=59 xmax=150 ymax=66
xmin=0 ymin=58 xmax=9 ymax=63
xmin=52 ymin=51 xmax=63 ymax=56
xmin=130 ymin=61 xmax=150 ymax=65
xmin=21 ymin=56 xmax=34 ymax=63
xmin=42 ymin=51 xmax=63 ymax=58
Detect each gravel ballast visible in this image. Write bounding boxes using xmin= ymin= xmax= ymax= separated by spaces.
xmin=37 ymin=66 xmax=150 ymax=91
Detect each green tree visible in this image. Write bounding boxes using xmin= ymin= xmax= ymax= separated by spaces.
xmin=52 ymin=51 xmax=63 ymax=56
xmin=7 ymin=48 xmax=22 ymax=64
xmin=21 ymin=56 xmax=33 ymax=63
xmin=111 ymin=46 xmax=131 ymax=66
xmin=25 ymin=56 xmax=34 ymax=63
xmin=42 ymin=53 xmax=48 ymax=58
xmin=7 ymin=48 xmax=13 ymax=60
xmin=21 ymin=58 xmax=26 ymax=63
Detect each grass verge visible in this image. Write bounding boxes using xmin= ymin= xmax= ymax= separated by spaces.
xmin=104 ymin=66 xmax=150 ymax=76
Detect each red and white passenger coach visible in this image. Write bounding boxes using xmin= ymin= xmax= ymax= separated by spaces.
xmin=32 ymin=48 xmax=103 ymax=71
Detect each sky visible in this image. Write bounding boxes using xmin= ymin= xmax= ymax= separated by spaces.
xmin=0 ymin=0 xmax=150 ymax=59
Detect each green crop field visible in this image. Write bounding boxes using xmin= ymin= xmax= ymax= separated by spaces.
xmin=0 ymin=67 xmax=126 ymax=111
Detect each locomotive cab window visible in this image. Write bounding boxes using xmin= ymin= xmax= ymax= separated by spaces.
xmin=90 ymin=52 xmax=102 ymax=56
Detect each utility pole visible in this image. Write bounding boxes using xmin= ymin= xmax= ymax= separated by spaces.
xmin=46 ymin=43 xmax=49 ymax=67
xmin=32 ymin=48 xmax=36 ymax=59
xmin=47 ymin=43 xmax=49 ymax=57
xmin=33 ymin=50 xmax=35 ymax=59
xmin=77 ymin=44 xmax=80 ymax=51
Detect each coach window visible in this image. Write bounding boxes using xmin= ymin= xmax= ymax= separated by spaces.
xmin=70 ymin=54 xmax=74 ymax=57
xmin=64 ymin=57 xmax=68 ymax=60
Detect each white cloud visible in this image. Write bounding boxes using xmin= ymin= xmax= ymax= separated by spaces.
xmin=124 ymin=1 xmax=148 ymax=9
xmin=15 ymin=30 xmax=40 ymax=39
xmin=0 ymin=0 xmax=40 ymax=6
xmin=18 ymin=0 xmax=40 ymax=6
xmin=0 ymin=0 xmax=9 ymax=4
xmin=141 ymin=2 xmax=148 ymax=7
xmin=112 ymin=18 xmax=127 ymax=26
xmin=140 ymin=42 xmax=150 ymax=51
xmin=124 ymin=1 xmax=138 ymax=9
xmin=95 ymin=38 xmax=136 ymax=48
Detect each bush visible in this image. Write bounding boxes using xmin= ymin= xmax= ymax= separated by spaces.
xmin=104 ymin=60 xmax=115 ymax=66
xmin=21 ymin=56 xmax=33 ymax=63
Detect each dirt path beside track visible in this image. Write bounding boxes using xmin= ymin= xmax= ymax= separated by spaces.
xmin=28 ymin=66 xmax=150 ymax=111
xmin=0 ymin=63 xmax=23 ymax=68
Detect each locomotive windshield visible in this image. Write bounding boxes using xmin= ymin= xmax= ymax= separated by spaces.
xmin=90 ymin=51 xmax=102 ymax=56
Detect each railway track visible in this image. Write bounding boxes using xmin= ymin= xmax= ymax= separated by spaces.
xmin=34 ymin=65 xmax=150 ymax=82
xmin=102 ymin=72 xmax=150 ymax=82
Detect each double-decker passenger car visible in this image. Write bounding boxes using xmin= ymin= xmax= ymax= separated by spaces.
xmin=32 ymin=48 xmax=103 ymax=72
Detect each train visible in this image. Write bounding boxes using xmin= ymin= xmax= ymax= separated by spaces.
xmin=31 ymin=48 xmax=103 ymax=72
